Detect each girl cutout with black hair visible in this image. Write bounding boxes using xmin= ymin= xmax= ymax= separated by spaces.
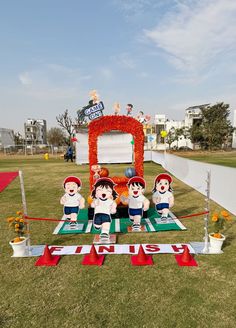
xmin=91 ymin=178 xmax=117 ymax=241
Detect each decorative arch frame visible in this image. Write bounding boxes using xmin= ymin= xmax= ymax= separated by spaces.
xmin=88 ymin=115 xmax=144 ymax=189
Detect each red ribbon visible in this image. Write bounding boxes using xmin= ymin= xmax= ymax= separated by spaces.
xmin=24 ymin=211 xmax=209 ymax=223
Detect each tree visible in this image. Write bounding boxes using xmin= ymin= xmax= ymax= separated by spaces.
xmin=166 ymin=127 xmax=176 ymax=149
xmin=189 ymin=102 xmax=234 ymax=150
xmin=189 ymin=124 xmax=204 ymax=150
xmin=56 ymin=109 xmax=88 ymax=145
xmin=56 ymin=109 xmax=73 ymax=145
xmin=47 ymin=127 xmax=66 ymax=146
xmin=174 ymin=128 xmax=184 ymax=149
xmin=75 ymin=108 xmax=88 ymax=128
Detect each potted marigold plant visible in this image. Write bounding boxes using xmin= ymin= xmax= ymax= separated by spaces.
xmin=209 ymin=210 xmax=231 ymax=253
xmin=7 ymin=211 xmax=29 ymax=257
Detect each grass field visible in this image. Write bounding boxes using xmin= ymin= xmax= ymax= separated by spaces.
xmin=175 ymin=150 xmax=236 ymax=168
xmin=0 ymin=156 xmax=236 ymax=328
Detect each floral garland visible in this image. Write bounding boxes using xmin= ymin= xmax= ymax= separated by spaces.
xmin=88 ymin=115 xmax=144 ymax=189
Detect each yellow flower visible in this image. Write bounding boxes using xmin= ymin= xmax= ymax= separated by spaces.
xmin=15 ymin=228 xmax=20 ymax=232
xmin=15 ymin=223 xmax=20 ymax=228
xmin=15 ymin=217 xmax=20 ymax=222
xmin=7 ymin=217 xmax=14 ymax=223
xmin=16 ymin=211 xmax=22 ymax=215
xmin=19 ymin=219 xmax=24 ymax=223
xmin=212 ymin=214 xmax=219 ymax=222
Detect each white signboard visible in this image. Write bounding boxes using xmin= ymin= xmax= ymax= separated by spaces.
xmin=48 ymin=243 xmax=195 ymax=255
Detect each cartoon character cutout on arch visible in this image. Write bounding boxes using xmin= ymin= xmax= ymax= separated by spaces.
xmin=91 ymin=177 xmax=117 ymax=242
xmin=152 ymin=173 xmax=174 ymax=222
xmin=60 ymin=176 xmax=85 ymax=226
xmin=122 ymin=176 xmax=150 ymax=231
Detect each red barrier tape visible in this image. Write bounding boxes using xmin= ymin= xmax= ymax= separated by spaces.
xmin=24 ymin=216 xmax=69 ymax=222
xmin=178 ymin=211 xmax=209 ymax=219
xmin=24 ymin=216 xmax=88 ymax=223
xmin=24 ymin=211 xmax=209 ymax=223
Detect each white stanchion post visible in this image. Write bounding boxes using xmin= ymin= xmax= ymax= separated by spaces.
xmin=19 ymin=170 xmax=31 ymax=255
xmin=202 ymin=170 xmax=211 ymax=254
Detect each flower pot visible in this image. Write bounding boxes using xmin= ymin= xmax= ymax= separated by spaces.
xmin=209 ymin=233 xmax=225 ymax=254
xmin=9 ymin=237 xmax=29 ymax=257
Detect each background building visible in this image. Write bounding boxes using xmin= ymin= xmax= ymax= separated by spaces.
xmin=184 ymin=104 xmax=209 ymax=128
xmin=0 ymin=128 xmax=15 ymax=149
xmin=24 ymin=119 xmax=47 ymax=145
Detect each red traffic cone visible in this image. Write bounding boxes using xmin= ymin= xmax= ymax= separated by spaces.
xmin=82 ymin=244 xmax=105 ymax=266
xmin=131 ymin=245 xmax=153 ymax=266
xmin=35 ymin=245 xmax=61 ymax=266
xmin=175 ymin=245 xmax=198 ymax=266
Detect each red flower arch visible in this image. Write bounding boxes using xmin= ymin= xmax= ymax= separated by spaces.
xmin=88 ymin=115 xmax=144 ymax=189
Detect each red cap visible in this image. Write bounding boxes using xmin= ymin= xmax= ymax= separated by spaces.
xmin=154 ymin=173 xmax=172 ymax=184
xmin=127 ymin=176 xmax=146 ymax=188
xmin=63 ymin=176 xmax=82 ymax=187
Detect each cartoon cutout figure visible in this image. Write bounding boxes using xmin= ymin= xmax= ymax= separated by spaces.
xmin=121 ymin=176 xmax=150 ymax=231
xmin=91 ymin=164 xmax=101 ymax=181
xmin=113 ymin=102 xmax=121 ymax=115
xmin=91 ymin=177 xmax=117 ymax=241
xmin=152 ymin=173 xmax=174 ymax=222
xmin=89 ymin=89 xmax=99 ymax=105
xmin=60 ymin=176 xmax=85 ymax=226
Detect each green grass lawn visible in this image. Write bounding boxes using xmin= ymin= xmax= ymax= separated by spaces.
xmin=0 ymin=157 xmax=236 ymax=328
xmin=174 ymin=150 xmax=236 ymax=168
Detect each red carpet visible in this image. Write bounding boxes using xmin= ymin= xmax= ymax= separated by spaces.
xmin=0 ymin=172 xmax=19 ymax=192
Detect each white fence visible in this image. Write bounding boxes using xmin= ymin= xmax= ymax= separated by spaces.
xmin=1 ymin=145 xmax=66 ymax=155
xmin=151 ymin=152 xmax=236 ymax=215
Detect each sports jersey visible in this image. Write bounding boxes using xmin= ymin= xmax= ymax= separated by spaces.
xmin=153 ymin=190 xmax=172 ymax=203
xmin=94 ymin=198 xmax=113 ymax=215
xmin=128 ymin=195 xmax=145 ymax=209
xmin=63 ymin=193 xmax=82 ymax=207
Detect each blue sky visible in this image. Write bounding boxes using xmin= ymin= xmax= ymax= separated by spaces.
xmin=1 ymin=0 xmax=236 ymax=132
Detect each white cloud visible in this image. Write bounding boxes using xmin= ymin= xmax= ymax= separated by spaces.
xmin=19 ymin=72 xmax=32 ymax=85
xmin=112 ymin=53 xmax=136 ymax=69
xmin=144 ymin=0 xmax=236 ymax=73
xmin=16 ymin=63 xmax=93 ymax=102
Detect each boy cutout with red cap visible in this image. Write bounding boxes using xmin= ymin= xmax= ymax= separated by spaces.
xmin=60 ymin=176 xmax=85 ymax=226
xmin=152 ymin=173 xmax=174 ymax=222
xmin=122 ymin=176 xmax=150 ymax=231
xmin=91 ymin=177 xmax=117 ymax=242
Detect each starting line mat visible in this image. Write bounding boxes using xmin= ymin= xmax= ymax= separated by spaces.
xmin=53 ymin=208 xmax=186 ymax=235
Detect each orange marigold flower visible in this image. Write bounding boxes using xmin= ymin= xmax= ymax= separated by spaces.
xmin=212 ymin=214 xmax=218 ymax=222
xmin=16 ymin=211 xmax=22 ymax=215
xmin=15 ymin=223 xmax=20 ymax=228
xmin=221 ymin=210 xmax=229 ymax=218
xmin=7 ymin=217 xmax=14 ymax=223
xmin=213 ymin=233 xmax=222 ymax=239
xmin=13 ymin=237 xmax=22 ymax=243
xmin=19 ymin=219 xmax=24 ymax=223
xmin=15 ymin=217 xmax=20 ymax=222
